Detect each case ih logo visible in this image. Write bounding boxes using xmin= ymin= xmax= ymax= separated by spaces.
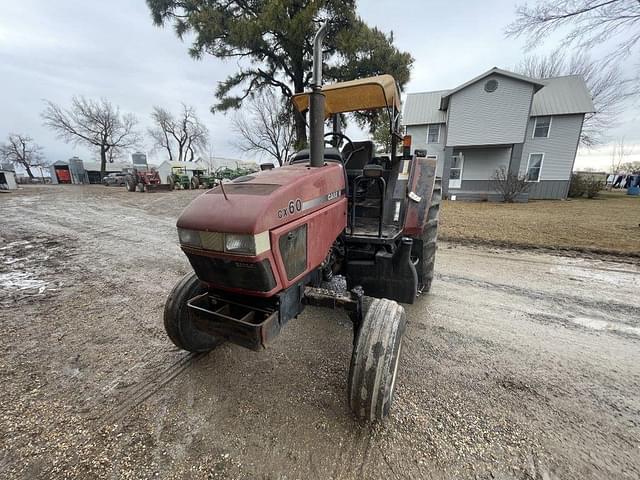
xmin=327 ymin=191 xmax=339 ymax=201
xmin=278 ymin=198 xmax=302 ymax=219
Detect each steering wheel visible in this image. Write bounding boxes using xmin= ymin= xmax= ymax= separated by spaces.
xmin=323 ymin=132 xmax=360 ymax=166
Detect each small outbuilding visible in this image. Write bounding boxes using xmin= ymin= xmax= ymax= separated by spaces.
xmin=50 ymin=160 xmax=74 ymax=184
xmin=0 ymin=164 xmax=18 ymax=190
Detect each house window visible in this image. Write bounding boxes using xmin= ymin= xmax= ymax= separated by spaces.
xmin=533 ymin=116 xmax=551 ymax=138
xmin=427 ymin=124 xmax=440 ymax=144
xmin=526 ymin=153 xmax=544 ymax=182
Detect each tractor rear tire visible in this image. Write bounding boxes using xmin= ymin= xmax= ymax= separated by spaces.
xmin=164 ymin=272 xmax=223 ymax=353
xmin=348 ymin=298 xmax=406 ymax=421
xmin=191 ymin=176 xmax=200 ymax=189
xmin=417 ymin=177 xmax=441 ymax=293
xmin=125 ymin=175 xmax=137 ymax=192
xmin=167 ymin=176 xmax=175 ymax=190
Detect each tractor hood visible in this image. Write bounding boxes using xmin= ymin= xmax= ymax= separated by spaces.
xmin=177 ymin=163 xmax=346 ymax=234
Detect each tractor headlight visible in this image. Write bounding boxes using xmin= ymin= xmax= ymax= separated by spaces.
xmin=178 ymin=229 xmax=269 ymax=256
xmin=224 ymin=232 xmax=270 ymax=255
xmin=224 ymin=233 xmax=255 ymax=255
xmin=177 ymin=228 xmax=202 ymax=248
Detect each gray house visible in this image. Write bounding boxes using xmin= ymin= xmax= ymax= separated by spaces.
xmin=403 ymin=67 xmax=595 ymax=200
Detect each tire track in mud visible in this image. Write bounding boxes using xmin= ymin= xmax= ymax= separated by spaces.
xmin=464 ymin=250 xmax=640 ymax=276
xmin=437 ymin=273 xmax=640 ymax=318
xmin=97 ymin=351 xmax=207 ymax=425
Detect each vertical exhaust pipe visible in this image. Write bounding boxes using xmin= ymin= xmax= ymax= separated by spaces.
xmin=309 ymin=22 xmax=329 ymax=168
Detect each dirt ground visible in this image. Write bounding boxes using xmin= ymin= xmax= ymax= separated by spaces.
xmin=440 ymin=191 xmax=640 ymax=256
xmin=1 ymin=185 xmax=639 ymax=480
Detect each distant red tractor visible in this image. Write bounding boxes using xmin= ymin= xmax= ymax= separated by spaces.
xmin=125 ymin=168 xmax=168 ymax=192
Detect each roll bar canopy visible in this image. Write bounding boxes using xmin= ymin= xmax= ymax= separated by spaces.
xmin=292 ymin=74 xmax=401 ymax=117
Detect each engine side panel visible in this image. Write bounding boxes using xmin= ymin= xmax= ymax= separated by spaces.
xmin=271 ymin=198 xmax=347 ymax=290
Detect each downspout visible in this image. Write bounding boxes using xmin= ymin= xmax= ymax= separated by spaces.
xmin=309 ymin=22 xmax=329 ymax=168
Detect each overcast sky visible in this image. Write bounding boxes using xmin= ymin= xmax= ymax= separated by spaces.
xmin=1 ymin=0 xmax=638 ymax=170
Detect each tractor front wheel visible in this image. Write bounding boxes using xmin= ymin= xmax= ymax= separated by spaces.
xmin=125 ymin=175 xmax=137 ymax=192
xmin=164 ymin=272 xmax=223 ymax=353
xmin=348 ymin=298 xmax=406 ymax=421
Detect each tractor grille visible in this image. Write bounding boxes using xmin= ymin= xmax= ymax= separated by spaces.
xmin=186 ymin=254 xmax=277 ymax=292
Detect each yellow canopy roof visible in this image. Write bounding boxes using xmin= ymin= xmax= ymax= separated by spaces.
xmin=291 ymin=74 xmax=400 ymax=116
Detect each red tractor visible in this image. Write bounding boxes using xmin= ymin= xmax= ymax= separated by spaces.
xmin=164 ymin=23 xmax=440 ymax=421
xmin=125 ymin=168 xmax=168 ymax=192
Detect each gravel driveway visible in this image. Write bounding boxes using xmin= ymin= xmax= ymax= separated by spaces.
xmin=1 ymin=185 xmax=639 ymax=479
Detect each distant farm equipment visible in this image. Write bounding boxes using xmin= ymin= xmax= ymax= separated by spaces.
xmin=167 ymin=167 xmax=191 ymax=190
xmin=125 ymin=168 xmax=169 ymax=192
xmin=191 ymin=170 xmax=217 ymax=189
xmin=215 ymin=164 xmax=258 ymax=181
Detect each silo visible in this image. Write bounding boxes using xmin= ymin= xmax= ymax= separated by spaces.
xmin=68 ymin=156 xmax=88 ymax=184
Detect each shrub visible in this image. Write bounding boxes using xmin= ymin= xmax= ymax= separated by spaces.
xmin=584 ymin=177 xmax=604 ymax=199
xmin=568 ymin=173 xmax=586 ymax=197
xmin=492 ymin=167 xmax=529 ymax=202
xmin=569 ymin=173 xmax=604 ymax=199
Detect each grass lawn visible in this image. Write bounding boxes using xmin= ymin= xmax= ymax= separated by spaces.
xmin=439 ymin=191 xmax=640 ymax=256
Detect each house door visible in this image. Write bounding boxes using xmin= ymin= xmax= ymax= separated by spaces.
xmin=449 ymin=154 xmax=463 ymax=189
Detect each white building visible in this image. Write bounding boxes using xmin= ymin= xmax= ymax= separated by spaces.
xmin=0 ymin=165 xmax=18 ymax=190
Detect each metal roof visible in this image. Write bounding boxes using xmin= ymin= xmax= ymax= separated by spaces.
xmin=530 ymin=75 xmax=595 ymax=116
xmin=158 ymin=160 xmax=208 ymax=170
xmin=403 ymin=90 xmax=449 ymax=125
xmin=403 ymin=71 xmax=594 ymax=126
xmin=81 ymin=162 xmax=132 ymax=172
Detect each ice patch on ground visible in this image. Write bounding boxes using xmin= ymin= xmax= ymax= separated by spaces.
xmin=0 ymin=271 xmax=48 ymax=292
xmin=572 ymin=316 xmax=640 ymax=337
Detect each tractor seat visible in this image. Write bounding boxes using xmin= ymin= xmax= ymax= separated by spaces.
xmin=290 ymin=147 xmax=343 ymax=165
xmin=342 ymin=141 xmax=374 ymax=174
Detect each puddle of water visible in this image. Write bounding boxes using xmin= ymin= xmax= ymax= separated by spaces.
xmin=572 ymin=316 xmax=640 ymax=337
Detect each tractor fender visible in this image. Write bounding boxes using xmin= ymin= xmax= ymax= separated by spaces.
xmin=402 ymin=157 xmax=437 ymax=237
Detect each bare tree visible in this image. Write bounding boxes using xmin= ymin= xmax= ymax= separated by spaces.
xmin=492 ymin=166 xmax=530 ymax=202
xmin=516 ymin=50 xmax=634 ymax=146
xmin=42 ymin=97 xmax=141 ymax=178
xmin=0 ymin=134 xmax=45 ymax=179
xmin=620 ymin=160 xmax=640 ymax=172
xmin=148 ymin=104 xmax=209 ymax=163
xmin=231 ymin=90 xmax=295 ymax=166
xmin=506 ymin=1 xmax=640 ymax=69
xmin=610 ymin=138 xmax=635 ymax=176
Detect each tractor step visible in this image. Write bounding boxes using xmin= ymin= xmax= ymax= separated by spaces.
xmin=187 ymin=292 xmax=280 ymax=351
